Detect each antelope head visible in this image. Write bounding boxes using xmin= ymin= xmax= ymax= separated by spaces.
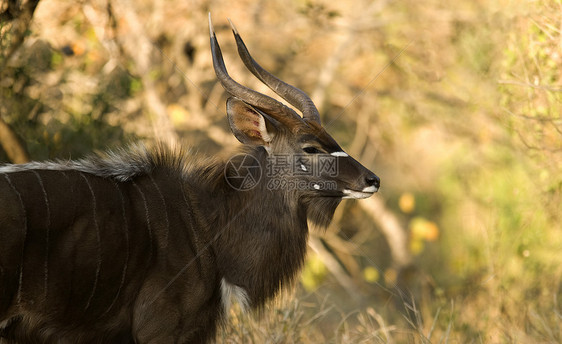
xmin=209 ymin=16 xmax=380 ymax=209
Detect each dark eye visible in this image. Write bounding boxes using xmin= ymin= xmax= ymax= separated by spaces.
xmin=303 ymin=146 xmax=321 ymax=154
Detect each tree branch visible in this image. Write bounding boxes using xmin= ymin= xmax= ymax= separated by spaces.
xmin=0 ymin=116 xmax=30 ymax=163
xmin=358 ymin=197 xmax=412 ymax=269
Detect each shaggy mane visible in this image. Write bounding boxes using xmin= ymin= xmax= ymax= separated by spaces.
xmin=0 ymin=143 xmax=198 ymax=182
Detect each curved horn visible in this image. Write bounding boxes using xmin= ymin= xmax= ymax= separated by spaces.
xmin=228 ymin=19 xmax=322 ymax=125
xmin=209 ymin=14 xmax=301 ymax=122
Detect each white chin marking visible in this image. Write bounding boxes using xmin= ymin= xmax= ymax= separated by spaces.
xmin=362 ymin=185 xmax=378 ymax=193
xmin=330 ymin=151 xmax=349 ymax=157
xmin=342 ymin=187 xmax=377 ymax=199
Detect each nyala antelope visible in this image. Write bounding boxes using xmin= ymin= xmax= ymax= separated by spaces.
xmin=0 ymin=16 xmax=380 ymax=343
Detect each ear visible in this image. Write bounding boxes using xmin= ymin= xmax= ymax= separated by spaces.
xmin=227 ymin=97 xmax=276 ymax=146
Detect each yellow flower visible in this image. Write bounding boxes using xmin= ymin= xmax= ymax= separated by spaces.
xmin=399 ymin=192 xmax=416 ymax=214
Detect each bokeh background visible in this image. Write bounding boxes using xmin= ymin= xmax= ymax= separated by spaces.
xmin=1 ymin=0 xmax=561 ymax=342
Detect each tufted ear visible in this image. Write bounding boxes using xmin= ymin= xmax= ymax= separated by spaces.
xmin=226 ymin=97 xmax=276 ymax=146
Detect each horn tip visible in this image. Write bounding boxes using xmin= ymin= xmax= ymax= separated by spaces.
xmin=208 ymin=13 xmax=215 ymax=38
xmin=227 ymin=18 xmax=239 ymax=35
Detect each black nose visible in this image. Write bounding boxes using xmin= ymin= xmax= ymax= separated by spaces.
xmin=366 ymin=174 xmax=380 ymax=189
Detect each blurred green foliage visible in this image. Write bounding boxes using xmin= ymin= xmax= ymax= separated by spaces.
xmin=1 ymin=39 xmax=136 ymax=161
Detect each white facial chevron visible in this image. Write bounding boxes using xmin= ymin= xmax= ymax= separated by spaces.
xmin=330 ymin=151 xmax=349 ymax=157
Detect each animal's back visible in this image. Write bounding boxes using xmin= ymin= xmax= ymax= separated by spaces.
xmin=0 ymin=165 xmax=173 ymax=340
xmin=0 ymin=161 xmax=222 ymax=343
xmin=0 ymin=168 xmax=151 ymax=341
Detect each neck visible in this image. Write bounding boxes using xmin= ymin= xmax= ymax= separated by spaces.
xmin=189 ymin=147 xmax=341 ymax=309
xmin=191 ymin=147 xmax=307 ymax=309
